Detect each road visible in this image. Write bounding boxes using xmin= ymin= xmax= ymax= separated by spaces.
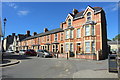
xmin=2 ymin=54 xmax=118 ymax=78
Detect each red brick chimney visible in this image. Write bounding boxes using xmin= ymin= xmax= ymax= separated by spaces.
xmin=26 ymin=30 xmax=30 ymax=36
xmin=33 ymin=32 xmax=37 ymax=36
xmin=72 ymin=9 xmax=78 ymax=15
xmin=12 ymin=33 xmax=15 ymax=36
xmin=44 ymin=28 xmax=48 ymax=32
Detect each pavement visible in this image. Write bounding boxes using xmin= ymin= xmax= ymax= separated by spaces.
xmin=0 ymin=59 xmax=20 ymax=67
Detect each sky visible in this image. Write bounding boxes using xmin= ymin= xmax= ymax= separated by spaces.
xmin=1 ymin=2 xmax=119 ymax=40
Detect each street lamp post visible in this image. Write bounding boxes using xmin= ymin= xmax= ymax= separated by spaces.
xmin=3 ymin=18 xmax=7 ymax=39
xmin=2 ymin=18 xmax=7 ymax=61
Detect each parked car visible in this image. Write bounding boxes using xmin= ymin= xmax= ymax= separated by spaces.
xmin=6 ymin=50 xmax=14 ymax=53
xmin=19 ymin=50 xmax=26 ymax=55
xmin=24 ymin=49 xmax=37 ymax=56
xmin=37 ymin=50 xmax=52 ymax=58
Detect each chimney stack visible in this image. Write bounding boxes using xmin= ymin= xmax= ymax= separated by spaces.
xmin=44 ymin=28 xmax=48 ymax=32
xmin=26 ymin=30 xmax=30 ymax=36
xmin=33 ymin=32 xmax=37 ymax=36
xmin=12 ymin=33 xmax=15 ymax=36
xmin=72 ymin=9 xmax=78 ymax=15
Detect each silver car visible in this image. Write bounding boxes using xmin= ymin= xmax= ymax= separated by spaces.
xmin=37 ymin=50 xmax=52 ymax=58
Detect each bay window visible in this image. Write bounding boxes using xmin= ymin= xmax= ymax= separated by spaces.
xmin=70 ymin=30 xmax=73 ymax=38
xmin=66 ymin=43 xmax=69 ymax=52
xmin=77 ymin=28 xmax=80 ymax=38
xmin=91 ymin=25 xmax=95 ymax=36
xmin=66 ymin=30 xmax=69 ymax=39
xmin=85 ymin=42 xmax=90 ymax=52
xmin=92 ymin=42 xmax=95 ymax=52
xmin=85 ymin=25 xmax=90 ymax=36
xmin=70 ymin=43 xmax=73 ymax=52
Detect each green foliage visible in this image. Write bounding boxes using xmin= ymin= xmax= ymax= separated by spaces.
xmin=107 ymin=39 xmax=111 ymax=41
xmin=112 ymin=34 xmax=120 ymax=41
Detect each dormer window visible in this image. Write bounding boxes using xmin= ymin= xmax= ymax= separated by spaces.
xmin=87 ymin=12 xmax=91 ymax=21
xmin=68 ymin=19 xmax=71 ymax=26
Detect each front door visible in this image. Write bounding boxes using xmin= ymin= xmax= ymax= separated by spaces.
xmin=77 ymin=43 xmax=81 ymax=53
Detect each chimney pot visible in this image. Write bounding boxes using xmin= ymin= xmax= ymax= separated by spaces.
xmin=44 ymin=28 xmax=48 ymax=32
xmin=72 ymin=9 xmax=78 ymax=15
xmin=26 ymin=30 xmax=30 ymax=36
xmin=33 ymin=32 xmax=37 ymax=36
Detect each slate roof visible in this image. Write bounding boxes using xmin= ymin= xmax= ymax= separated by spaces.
xmin=22 ymin=28 xmax=64 ymax=41
xmin=72 ymin=7 xmax=102 ymax=20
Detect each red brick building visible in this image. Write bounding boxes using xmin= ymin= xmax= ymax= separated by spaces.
xmin=19 ymin=6 xmax=108 ymax=60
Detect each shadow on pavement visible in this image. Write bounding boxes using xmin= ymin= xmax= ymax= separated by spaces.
xmin=3 ymin=54 xmax=36 ymax=61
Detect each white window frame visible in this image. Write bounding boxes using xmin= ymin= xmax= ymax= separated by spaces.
xmin=66 ymin=30 xmax=69 ymax=39
xmin=85 ymin=42 xmax=90 ymax=53
xmin=68 ymin=19 xmax=71 ymax=26
xmin=60 ymin=32 xmax=63 ymax=41
xmin=54 ymin=33 xmax=58 ymax=41
xmin=70 ymin=43 xmax=73 ymax=52
xmin=92 ymin=41 xmax=95 ymax=53
xmin=65 ymin=43 xmax=69 ymax=52
xmin=70 ymin=29 xmax=73 ymax=38
xmin=85 ymin=25 xmax=90 ymax=36
xmin=91 ymin=25 xmax=95 ymax=36
xmin=87 ymin=12 xmax=92 ymax=21
xmin=77 ymin=28 xmax=80 ymax=38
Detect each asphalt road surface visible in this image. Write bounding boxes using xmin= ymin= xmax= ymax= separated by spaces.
xmin=2 ymin=54 xmax=118 ymax=78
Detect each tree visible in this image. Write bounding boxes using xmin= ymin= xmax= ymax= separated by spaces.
xmin=112 ymin=34 xmax=120 ymax=41
xmin=107 ymin=39 xmax=111 ymax=41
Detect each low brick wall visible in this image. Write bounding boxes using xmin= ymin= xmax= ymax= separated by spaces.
xmin=58 ymin=54 xmax=97 ymax=60
xmin=76 ymin=55 xmax=97 ymax=60
xmin=58 ymin=54 xmax=67 ymax=58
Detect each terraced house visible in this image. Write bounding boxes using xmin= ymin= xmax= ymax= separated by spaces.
xmin=19 ymin=6 xmax=108 ymax=60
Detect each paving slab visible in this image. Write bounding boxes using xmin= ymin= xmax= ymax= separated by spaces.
xmin=73 ymin=69 xmax=118 ymax=78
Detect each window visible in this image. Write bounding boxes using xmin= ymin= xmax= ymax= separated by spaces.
xmin=85 ymin=42 xmax=90 ymax=52
xmin=47 ymin=35 xmax=49 ymax=41
xmin=61 ymin=33 xmax=63 ymax=41
xmin=70 ymin=43 xmax=73 ymax=52
xmin=87 ymin=12 xmax=91 ymax=21
xmin=66 ymin=43 xmax=69 ymax=52
xmin=70 ymin=30 xmax=73 ymax=38
xmin=54 ymin=34 xmax=57 ymax=41
xmin=77 ymin=28 xmax=80 ymax=38
xmin=68 ymin=19 xmax=71 ymax=26
xmin=48 ymin=45 xmax=49 ymax=51
xmin=92 ymin=42 xmax=95 ymax=52
xmin=91 ymin=25 xmax=95 ymax=36
xmin=53 ymin=45 xmax=55 ymax=52
xmin=85 ymin=26 xmax=90 ymax=36
xmin=56 ymin=45 xmax=58 ymax=52
xmin=66 ymin=30 xmax=69 ymax=39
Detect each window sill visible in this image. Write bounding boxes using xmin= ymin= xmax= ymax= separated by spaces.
xmin=65 ymin=38 xmax=74 ymax=40
xmin=84 ymin=35 xmax=96 ymax=37
xmin=77 ymin=37 xmax=81 ymax=39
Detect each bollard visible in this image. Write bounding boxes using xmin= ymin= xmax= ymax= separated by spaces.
xmin=56 ymin=51 xmax=59 ymax=58
xmin=67 ymin=53 xmax=69 ymax=60
xmin=57 ymin=53 xmax=58 ymax=58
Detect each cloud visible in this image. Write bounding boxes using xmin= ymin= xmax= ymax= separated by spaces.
xmin=6 ymin=2 xmax=18 ymax=9
xmin=111 ymin=3 xmax=120 ymax=11
xmin=17 ymin=10 xmax=29 ymax=16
